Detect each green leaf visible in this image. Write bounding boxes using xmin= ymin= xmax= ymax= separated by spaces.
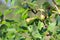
xmin=38 ymin=21 xmax=44 ymax=30
xmin=56 ymin=15 xmax=60 ymax=26
xmin=7 ymin=28 xmax=16 ymax=32
xmin=27 ymin=2 xmax=37 ymax=9
xmin=48 ymin=21 xmax=56 ymax=32
xmin=4 ymin=9 xmax=12 ymax=15
xmin=21 ymin=20 xmax=27 ymax=27
xmin=7 ymin=32 xmax=15 ymax=39
xmin=43 ymin=2 xmax=50 ymax=9
xmin=56 ymin=0 xmax=60 ymax=5
xmin=32 ymin=31 xmax=42 ymax=38
xmin=2 ymin=21 xmax=6 ymax=24
xmin=22 ymin=9 xmax=29 ymax=19
xmin=22 ymin=13 xmax=28 ymax=19
xmin=5 ymin=22 xmax=11 ymax=28
xmin=28 ymin=25 xmax=33 ymax=32
xmin=15 ymin=8 xmax=25 ymax=14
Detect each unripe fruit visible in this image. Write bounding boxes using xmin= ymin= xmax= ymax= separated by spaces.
xmin=26 ymin=17 xmax=35 ymax=25
xmin=39 ymin=14 xmax=45 ymax=21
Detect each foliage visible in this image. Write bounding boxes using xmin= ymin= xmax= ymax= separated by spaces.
xmin=0 ymin=0 xmax=60 ymax=40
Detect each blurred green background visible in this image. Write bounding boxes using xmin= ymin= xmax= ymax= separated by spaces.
xmin=0 ymin=0 xmax=60 ymax=40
